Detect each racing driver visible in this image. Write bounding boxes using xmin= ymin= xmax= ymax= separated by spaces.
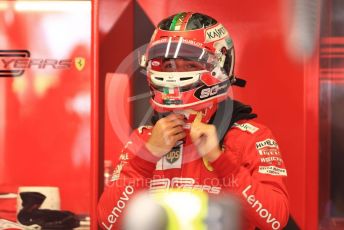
xmin=98 ymin=12 xmax=289 ymax=230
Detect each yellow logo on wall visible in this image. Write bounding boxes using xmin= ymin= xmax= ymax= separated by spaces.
xmin=74 ymin=57 xmax=86 ymax=71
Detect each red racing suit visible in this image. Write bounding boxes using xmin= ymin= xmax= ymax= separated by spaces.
xmin=97 ymin=119 xmax=289 ymax=230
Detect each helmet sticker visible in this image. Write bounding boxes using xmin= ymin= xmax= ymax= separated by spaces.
xmin=205 ymin=24 xmax=228 ymax=43
xmin=225 ymin=38 xmax=233 ymax=48
xmin=194 ymin=80 xmax=229 ymax=100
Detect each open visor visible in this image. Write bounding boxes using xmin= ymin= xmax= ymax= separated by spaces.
xmin=147 ymin=38 xmax=219 ymax=72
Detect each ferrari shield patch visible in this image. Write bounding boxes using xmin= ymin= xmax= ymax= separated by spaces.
xmin=74 ymin=57 xmax=86 ymax=71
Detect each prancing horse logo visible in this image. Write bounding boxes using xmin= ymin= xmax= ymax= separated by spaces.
xmin=74 ymin=57 xmax=85 ymax=71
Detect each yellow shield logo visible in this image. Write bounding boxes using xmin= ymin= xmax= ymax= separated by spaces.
xmin=74 ymin=57 xmax=86 ymax=71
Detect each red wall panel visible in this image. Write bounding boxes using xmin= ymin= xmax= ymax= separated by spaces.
xmin=99 ymin=0 xmax=133 ymax=164
xmin=0 ymin=1 xmax=91 ymax=216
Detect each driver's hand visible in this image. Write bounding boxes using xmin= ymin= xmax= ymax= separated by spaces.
xmin=145 ymin=113 xmax=186 ymax=158
xmin=190 ymin=112 xmax=222 ymax=162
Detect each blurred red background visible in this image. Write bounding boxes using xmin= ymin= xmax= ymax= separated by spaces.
xmin=0 ymin=0 xmax=91 ymax=219
xmin=2 ymin=0 xmax=344 ymax=229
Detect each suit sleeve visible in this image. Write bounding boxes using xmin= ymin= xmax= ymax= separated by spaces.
xmin=97 ymin=129 xmax=159 ymax=230
xmin=211 ymin=127 xmax=289 ymax=230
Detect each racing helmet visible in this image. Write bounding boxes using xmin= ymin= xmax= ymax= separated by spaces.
xmin=141 ymin=12 xmax=237 ymax=113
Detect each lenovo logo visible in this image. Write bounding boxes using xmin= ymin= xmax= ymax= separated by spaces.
xmin=242 ymin=185 xmax=281 ymax=229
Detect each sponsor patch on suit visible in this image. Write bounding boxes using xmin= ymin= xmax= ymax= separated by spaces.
xmin=156 ymin=142 xmax=183 ymax=170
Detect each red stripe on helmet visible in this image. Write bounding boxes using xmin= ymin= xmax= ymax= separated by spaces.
xmin=180 ymin=12 xmax=193 ymax=30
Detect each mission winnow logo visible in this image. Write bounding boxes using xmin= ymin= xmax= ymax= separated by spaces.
xmin=0 ymin=50 xmax=86 ymax=77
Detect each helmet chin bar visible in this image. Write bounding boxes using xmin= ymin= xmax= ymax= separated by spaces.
xmin=150 ymin=92 xmax=228 ymax=112
xmin=152 ymin=104 xmax=217 ymax=126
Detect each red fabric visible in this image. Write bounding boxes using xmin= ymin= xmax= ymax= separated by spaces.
xmin=97 ymin=119 xmax=289 ymax=230
xmin=0 ymin=185 xmax=18 ymax=222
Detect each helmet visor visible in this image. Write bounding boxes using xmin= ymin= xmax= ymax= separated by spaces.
xmin=147 ymin=38 xmax=218 ymax=72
